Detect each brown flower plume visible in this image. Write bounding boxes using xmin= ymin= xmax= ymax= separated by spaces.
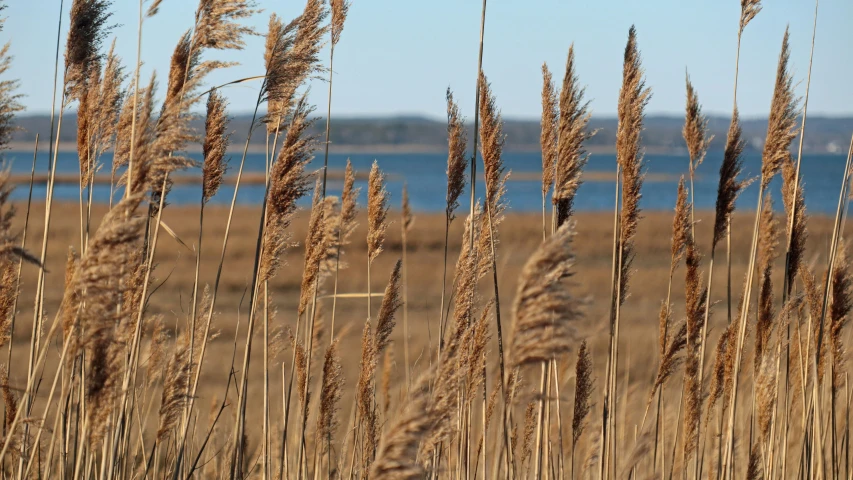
xmin=830 ymin=244 xmax=852 ymax=396
xmin=740 ymin=0 xmax=762 ymax=35
xmin=264 ymin=0 xmax=328 ymax=125
xmin=330 ymin=0 xmax=350 ymax=46
xmin=713 ymin=108 xmax=751 ymax=250
xmin=367 ymin=160 xmax=389 ymax=263
xmin=193 ymin=0 xmax=259 ymax=51
xmin=782 ymin=156 xmax=807 ymax=293
xmin=615 ymin=26 xmax=651 ymax=307
xmin=683 ymin=73 xmax=711 ymax=178
xmin=540 ymin=63 xmax=558 ymax=200
xmin=554 ymin=45 xmax=594 ymax=227
xmin=202 ymin=89 xmax=229 ymax=202
xmin=760 ymin=28 xmax=799 ymax=190
xmin=754 ymin=196 xmax=778 ymax=370
xmin=316 ymin=339 xmax=344 ymax=452
xmin=445 ymin=89 xmax=467 ymax=220
xmin=65 ymin=0 xmax=114 ymax=101
xmin=259 ymin=96 xmax=314 ymax=282
xmin=572 ymin=340 xmax=594 ymax=447
xmin=510 ymin=222 xmax=582 ymax=367
xmin=478 ymin=71 xmax=508 ymax=220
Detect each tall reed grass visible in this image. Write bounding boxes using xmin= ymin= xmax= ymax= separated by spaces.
xmin=0 ymin=0 xmax=848 ymax=479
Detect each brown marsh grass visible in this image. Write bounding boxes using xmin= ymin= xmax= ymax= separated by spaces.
xmin=1 ymin=0 xmax=851 ymax=479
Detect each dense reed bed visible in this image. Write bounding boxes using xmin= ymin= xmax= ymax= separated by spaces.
xmin=0 ymin=0 xmax=850 ymax=479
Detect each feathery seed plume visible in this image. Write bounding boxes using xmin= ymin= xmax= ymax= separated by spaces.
xmin=760 ymin=28 xmax=799 ymax=189
xmin=540 ymin=64 xmax=558 ymax=199
xmin=572 ymin=340 xmax=593 ymax=447
xmin=554 ymin=45 xmax=594 ymax=227
xmin=202 ymin=89 xmax=229 ymax=202
xmin=336 ymin=159 xmax=360 ymax=259
xmin=669 ymin=178 xmax=690 ymax=276
xmin=615 ymin=26 xmax=651 ymax=307
xmin=754 ymin=196 xmax=778 ymax=369
xmin=445 ymin=89 xmax=467 ymax=220
xmin=740 ymin=0 xmax=762 ymax=35
xmin=375 ymin=260 xmax=403 ymax=356
xmin=65 ymin=0 xmax=114 ymax=101
xmin=830 ymin=244 xmax=852 ymax=396
xmin=259 ymin=96 xmax=313 ymax=282
xmin=367 ymin=161 xmax=389 ymax=263
xmin=317 ymin=338 xmax=344 ymax=451
xmin=265 ymin=0 xmax=328 ymax=123
xmin=402 ymin=184 xmax=414 ymax=233
xmin=713 ymin=108 xmax=751 ymax=249
xmin=683 ymin=74 xmax=711 ymax=177
xmin=782 ymin=156 xmax=807 ymax=292
xmin=478 ymin=72 xmax=508 ymax=220
xmin=510 ymin=222 xmax=582 ymax=366
xmin=193 ymin=0 xmax=259 ymax=51
xmin=330 ymin=0 xmax=350 ymax=46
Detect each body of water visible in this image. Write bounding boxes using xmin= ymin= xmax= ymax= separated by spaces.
xmin=4 ymin=149 xmax=849 ymax=215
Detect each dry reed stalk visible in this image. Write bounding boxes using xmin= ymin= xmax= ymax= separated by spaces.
xmin=245 ymin=96 xmax=315 ymax=480
xmin=330 ymin=160 xmax=359 ymax=340
xmin=318 ymin=0 xmax=350 ymax=200
xmin=682 ymin=74 xmax=711 ymax=234
xmin=26 ymin=2 xmax=114 ymax=445
xmin=723 ymin=28 xmax=799 ymax=478
xmin=540 ymin=64 xmax=558 ymax=239
xmin=368 ymin=159 xmax=389 ymax=264
xmin=682 ymin=220 xmax=707 ymax=471
xmin=438 ymin=90 xmax=467 ymax=362
xmin=603 ymin=26 xmax=650 ymax=478
xmin=553 ymin=45 xmax=593 ymax=230
xmin=509 ymin=222 xmax=581 ymax=479
xmin=755 ymin=196 xmax=779 ymax=372
xmin=120 ymin=6 xmax=253 ymax=462
xmin=780 ymin=4 xmax=818 ymax=468
xmin=477 ymin=73 xmax=515 ymax=473
xmin=401 ymin=184 xmax=414 ymax=389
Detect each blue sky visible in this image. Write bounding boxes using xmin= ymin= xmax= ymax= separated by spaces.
xmin=3 ymin=0 xmax=851 ymax=119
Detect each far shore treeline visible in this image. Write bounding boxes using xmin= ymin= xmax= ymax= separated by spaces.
xmin=12 ymin=112 xmax=853 ymax=154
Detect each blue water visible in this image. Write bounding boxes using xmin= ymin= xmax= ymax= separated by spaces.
xmin=3 ymin=149 xmax=849 ymax=215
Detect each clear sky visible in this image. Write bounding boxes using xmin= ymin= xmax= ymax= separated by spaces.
xmin=3 ymin=0 xmax=851 ymax=120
